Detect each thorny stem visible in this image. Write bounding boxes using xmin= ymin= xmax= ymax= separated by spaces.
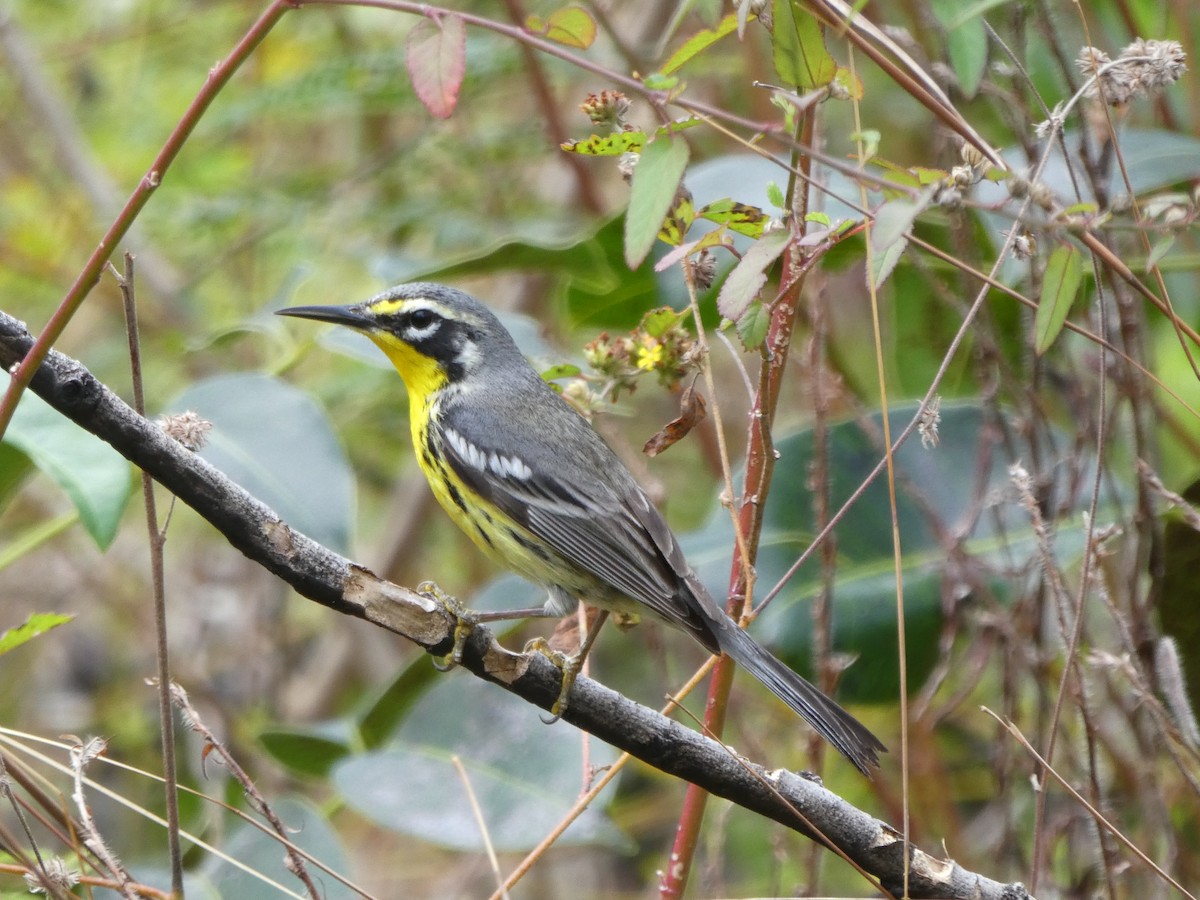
xmin=659 ymin=105 xmax=818 ymax=900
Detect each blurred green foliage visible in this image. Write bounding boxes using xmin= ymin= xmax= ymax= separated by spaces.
xmin=1 ymin=0 xmax=1198 ymax=896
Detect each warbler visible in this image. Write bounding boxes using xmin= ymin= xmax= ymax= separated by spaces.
xmin=278 ymin=283 xmax=885 ymax=774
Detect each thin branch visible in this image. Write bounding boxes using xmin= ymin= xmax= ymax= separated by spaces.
xmin=0 ymin=309 xmax=1030 ymax=900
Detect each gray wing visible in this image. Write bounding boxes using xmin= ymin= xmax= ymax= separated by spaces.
xmin=437 ymin=398 xmax=719 ymax=649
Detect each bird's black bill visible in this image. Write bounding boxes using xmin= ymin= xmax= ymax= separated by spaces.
xmin=276 ymin=304 xmax=374 ymax=330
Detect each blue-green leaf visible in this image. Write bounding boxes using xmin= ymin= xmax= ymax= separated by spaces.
xmin=169 ymin=374 xmax=355 ymax=553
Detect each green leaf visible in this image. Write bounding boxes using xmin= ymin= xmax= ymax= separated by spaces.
xmin=642 ymin=307 xmax=684 ymax=338
xmin=527 ymin=6 xmax=596 ymax=48
xmin=3 ymin=374 xmax=133 ymax=549
xmin=0 ymin=441 xmax=34 ymax=509
xmin=405 ymin=14 xmax=466 ymax=119
xmin=333 ymin=676 xmax=630 ymax=852
xmin=0 ymin=612 xmax=74 ymax=656
xmin=625 ymin=136 xmax=690 ymax=269
xmin=1146 ymin=234 xmax=1175 ymax=271
xmin=945 ymin=12 xmax=987 ymax=98
xmin=170 ymin=374 xmax=355 ymax=553
xmin=766 ymin=181 xmax=786 ymax=209
xmin=540 ymin=362 xmax=582 ymax=381
xmin=735 ymin=299 xmax=771 ymax=350
xmin=868 ymin=234 xmax=908 ymax=290
xmin=772 ymin=0 xmax=836 ymax=90
xmin=258 ymin=726 xmax=352 ymax=778
xmin=1035 ymin=244 xmax=1083 ymax=355
xmin=662 ymin=13 xmax=741 ymax=75
xmin=717 ymin=227 xmax=791 ymax=322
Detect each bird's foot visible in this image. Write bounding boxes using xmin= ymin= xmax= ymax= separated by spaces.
xmin=523 ymin=636 xmax=581 ymax=723
xmin=419 ymin=581 xmax=476 ymax=671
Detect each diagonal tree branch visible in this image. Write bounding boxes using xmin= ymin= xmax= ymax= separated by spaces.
xmin=0 ymin=308 xmax=1030 ymax=900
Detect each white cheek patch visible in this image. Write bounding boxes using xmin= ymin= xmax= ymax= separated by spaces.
xmin=445 ymin=428 xmax=532 ymax=481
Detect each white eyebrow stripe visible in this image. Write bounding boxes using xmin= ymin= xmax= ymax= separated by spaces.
xmin=445 ymin=429 xmax=531 ymax=480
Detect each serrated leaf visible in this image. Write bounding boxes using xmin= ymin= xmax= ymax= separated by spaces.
xmin=3 ymin=374 xmax=133 ymax=549
xmin=625 ymin=136 xmax=690 ymax=268
xmin=561 ymin=130 xmax=646 ymax=155
xmin=654 ymin=227 xmax=732 ymax=272
xmin=1035 ymin=244 xmax=1083 ymax=354
xmin=772 ymin=0 xmax=836 ymax=90
xmin=406 ymin=14 xmax=466 ymax=119
xmin=870 ymin=186 xmax=935 ymax=256
xmin=0 ymin=612 xmax=74 ymax=656
xmin=717 ymin=227 xmax=791 ymax=321
xmin=662 ymin=13 xmax=740 ymax=75
xmin=735 ymin=299 xmax=771 ymax=350
xmin=697 ymin=198 xmax=770 ymax=237
xmin=868 ymin=234 xmax=908 ymax=290
xmin=528 ymin=6 xmax=596 ymax=49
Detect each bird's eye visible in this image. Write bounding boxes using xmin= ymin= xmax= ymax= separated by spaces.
xmin=408 ymin=308 xmax=436 ymax=330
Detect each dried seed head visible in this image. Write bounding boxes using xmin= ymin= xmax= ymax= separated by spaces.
xmin=1078 ymin=38 xmax=1187 ymax=105
xmin=159 ymin=410 xmax=212 ymax=451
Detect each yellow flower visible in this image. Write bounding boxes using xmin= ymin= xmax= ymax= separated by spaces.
xmin=635 ymin=339 xmax=664 ymax=371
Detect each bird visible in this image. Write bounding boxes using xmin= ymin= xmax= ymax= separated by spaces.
xmin=277 ymin=283 xmax=885 ymax=774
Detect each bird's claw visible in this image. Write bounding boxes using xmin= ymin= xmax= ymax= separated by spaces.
xmin=524 ymin=636 xmax=581 ymax=723
xmin=419 ymin=581 xmax=476 ymax=670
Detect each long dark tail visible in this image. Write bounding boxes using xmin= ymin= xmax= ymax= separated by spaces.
xmin=713 ymin=620 xmax=886 ymax=775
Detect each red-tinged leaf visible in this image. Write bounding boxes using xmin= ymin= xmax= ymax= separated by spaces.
xmin=561 ymin=131 xmax=646 ymax=155
xmin=1035 ymin=244 xmax=1082 ymax=355
xmin=662 ymin=13 xmax=740 ymax=75
xmin=528 ymin=6 xmax=596 ymax=49
xmin=717 ymin=227 xmax=790 ymax=322
xmin=625 ymin=136 xmax=690 ymax=269
xmin=406 ymin=15 xmax=466 ymax=119
xmin=654 ymin=228 xmax=731 ymax=272
xmin=772 ymin=0 xmax=836 ymax=90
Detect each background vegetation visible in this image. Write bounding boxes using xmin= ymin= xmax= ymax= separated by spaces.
xmin=1 ymin=0 xmax=1198 ymax=897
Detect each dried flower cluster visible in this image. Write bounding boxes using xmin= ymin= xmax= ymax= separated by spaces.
xmin=1077 ymin=38 xmax=1187 ymax=105
xmin=579 ymin=90 xmax=630 ymax=129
